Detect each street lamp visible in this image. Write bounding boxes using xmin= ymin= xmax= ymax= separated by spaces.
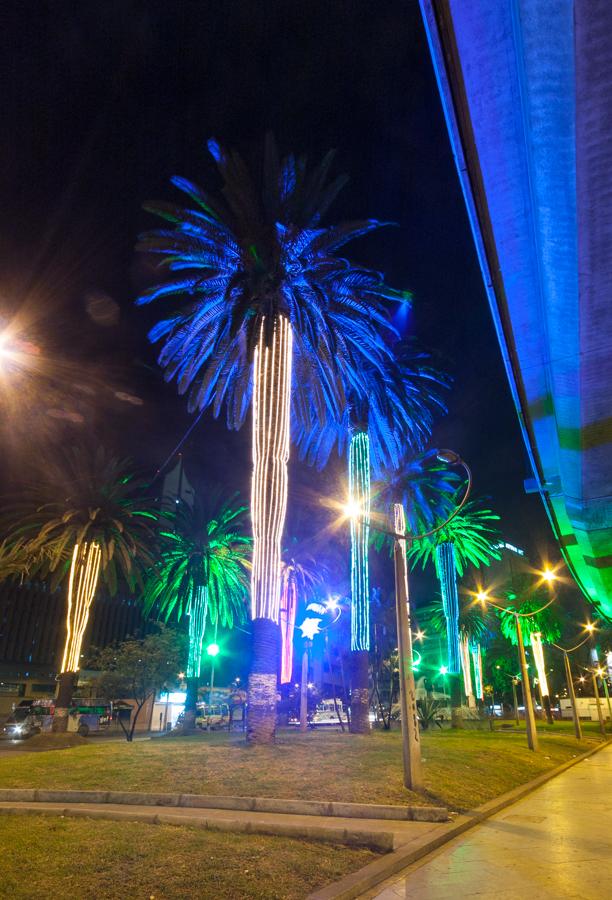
xmin=206 ymin=640 xmax=220 ymax=709
xmin=345 ymin=448 xmax=471 ymax=790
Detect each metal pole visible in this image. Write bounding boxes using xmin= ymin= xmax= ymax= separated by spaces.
xmin=512 ymin=679 xmax=519 ymax=726
xmin=300 ymin=642 xmax=310 ymax=732
xmin=592 ymin=672 xmax=606 ymax=736
xmin=516 ymin=616 xmax=539 ymax=751
xmin=602 ymin=676 xmax=612 ymax=723
xmin=392 ymin=504 xmax=423 ymax=790
xmin=563 ymin=651 xmax=582 ymax=740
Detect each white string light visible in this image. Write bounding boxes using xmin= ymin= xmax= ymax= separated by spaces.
xmin=60 ymin=541 xmax=102 ymax=673
xmin=460 ymin=634 xmax=473 ymax=698
xmin=471 ymin=642 xmax=484 ymax=700
xmin=530 ymin=631 xmax=549 ymax=696
xmin=251 ymin=316 xmax=292 ymax=622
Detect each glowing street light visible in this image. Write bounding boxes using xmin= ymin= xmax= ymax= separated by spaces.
xmin=206 ymin=643 xmax=220 ymax=657
xmin=439 ymin=665 xmax=448 ymax=675
xmin=541 ymin=568 xmax=557 ymax=584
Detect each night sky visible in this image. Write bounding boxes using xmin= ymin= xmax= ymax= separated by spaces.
xmin=1 ymin=1 xmax=555 ymax=618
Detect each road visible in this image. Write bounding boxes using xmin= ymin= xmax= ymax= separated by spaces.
xmin=365 ymin=743 xmax=612 ymax=900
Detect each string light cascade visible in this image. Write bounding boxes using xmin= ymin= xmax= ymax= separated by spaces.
xmin=251 ymin=316 xmax=293 ymax=623
xmin=435 ymin=541 xmax=461 ymax=674
xmin=61 ymin=541 xmax=102 ymax=673
xmin=530 ymin=631 xmax=549 ymax=696
xmin=471 ymin=642 xmax=484 ymax=700
xmin=350 ymin=432 xmax=371 ymax=651
xmin=460 ymin=634 xmax=473 ymax=698
xmin=187 ymin=585 xmax=208 ymax=679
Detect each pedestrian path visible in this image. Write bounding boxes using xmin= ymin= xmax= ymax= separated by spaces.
xmin=363 ymin=743 xmax=612 ymax=899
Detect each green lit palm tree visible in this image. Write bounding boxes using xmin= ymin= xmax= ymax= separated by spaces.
xmin=408 ymin=497 xmax=501 ymax=676
xmin=137 ymin=136 xmax=400 ymax=743
xmin=143 ymin=493 xmax=251 ymax=730
xmin=498 ymin=575 xmax=561 ymax=720
xmin=1 ymin=448 xmax=160 ymax=728
xmin=424 ymin=596 xmax=493 ymax=703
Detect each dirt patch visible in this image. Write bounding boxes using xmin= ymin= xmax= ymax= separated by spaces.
xmin=25 ymin=734 xmax=89 ymax=752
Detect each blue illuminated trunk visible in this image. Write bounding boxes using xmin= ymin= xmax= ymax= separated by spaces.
xmin=349 ymin=431 xmax=371 ymax=733
xmin=435 ymin=542 xmax=461 ymax=675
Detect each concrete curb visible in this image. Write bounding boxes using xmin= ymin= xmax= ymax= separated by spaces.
xmin=0 ymin=788 xmax=447 ymax=822
xmin=308 ymin=737 xmax=612 ymax=899
xmin=0 ymin=804 xmax=394 ymax=852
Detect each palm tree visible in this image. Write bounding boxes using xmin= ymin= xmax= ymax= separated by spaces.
xmin=143 ymin=493 xmax=251 ymax=730
xmin=297 ymin=343 xmax=450 ymax=732
xmin=408 ymin=498 xmax=501 ymax=677
xmin=1 ymin=448 xmax=159 ymax=729
xmin=137 ymin=136 xmax=399 ymax=743
xmin=279 ymin=550 xmax=321 ymax=685
xmin=498 ymin=577 xmax=561 ymax=723
xmin=424 ymin=597 xmax=492 ymax=705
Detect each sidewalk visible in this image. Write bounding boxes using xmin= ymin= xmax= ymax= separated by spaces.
xmin=362 ymin=743 xmax=612 ymax=899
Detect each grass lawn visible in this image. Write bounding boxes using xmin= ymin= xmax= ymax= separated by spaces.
xmin=0 ymin=721 xmax=606 ymax=811
xmin=0 ymin=815 xmax=376 ymax=899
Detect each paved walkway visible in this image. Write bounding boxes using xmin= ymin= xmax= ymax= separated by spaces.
xmin=364 ymin=744 xmax=612 ymax=899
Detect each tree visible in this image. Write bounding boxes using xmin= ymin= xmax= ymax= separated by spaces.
xmin=143 ymin=493 xmax=251 ymax=730
xmin=279 ymin=549 xmax=321 ymax=685
xmin=137 ymin=136 xmax=400 ymax=743
xmin=92 ymin=628 xmax=185 ymax=742
xmin=296 ymin=343 xmax=450 ymax=733
xmin=423 ymin=595 xmax=493 ymax=705
xmin=1 ymin=448 xmax=159 ymax=729
xmin=408 ymin=497 xmax=501 ymax=676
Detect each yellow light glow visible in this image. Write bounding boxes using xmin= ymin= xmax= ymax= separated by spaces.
xmin=414 ymin=629 xmax=425 ymax=642
xmin=585 ymin=622 xmax=595 ymax=632
xmin=541 ymin=568 xmax=557 ymax=584
xmin=596 ymin=668 xmax=605 ymax=677
xmin=476 ymin=590 xmax=489 ymax=603
xmin=250 ymin=316 xmax=292 ymax=622
xmin=344 ymin=499 xmax=363 ymax=520
xmin=579 ymin=676 xmax=585 ymax=683
xmin=60 ymin=541 xmax=102 ymax=673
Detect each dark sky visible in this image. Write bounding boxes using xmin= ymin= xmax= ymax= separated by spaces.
xmin=1 ymin=1 xmax=555 ymax=612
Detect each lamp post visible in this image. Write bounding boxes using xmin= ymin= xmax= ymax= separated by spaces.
xmin=345 ymin=448 xmax=472 ymax=790
xmin=591 ymin=668 xmax=606 ymax=736
xmin=299 ymin=640 xmax=311 ymax=732
xmin=206 ymin=639 xmax=220 ymax=707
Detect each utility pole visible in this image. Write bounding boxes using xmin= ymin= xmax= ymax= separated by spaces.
xmin=592 ymin=671 xmax=606 ymax=736
xmin=563 ymin=651 xmax=582 ymax=740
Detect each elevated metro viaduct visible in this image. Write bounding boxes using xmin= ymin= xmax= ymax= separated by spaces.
xmin=421 ymin=0 xmax=612 ymax=618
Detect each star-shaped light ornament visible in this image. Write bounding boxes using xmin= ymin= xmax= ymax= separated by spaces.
xmin=298 ymin=617 xmax=323 ymax=640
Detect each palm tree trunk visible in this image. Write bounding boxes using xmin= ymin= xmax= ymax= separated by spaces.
xmin=435 ymin=543 xmax=461 ymax=674
xmin=247 ymin=316 xmax=292 ymax=744
xmin=183 ymin=585 xmax=208 ymax=731
xmin=349 ymin=431 xmax=371 ymax=734
xmin=54 ymin=542 xmax=102 ymax=733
